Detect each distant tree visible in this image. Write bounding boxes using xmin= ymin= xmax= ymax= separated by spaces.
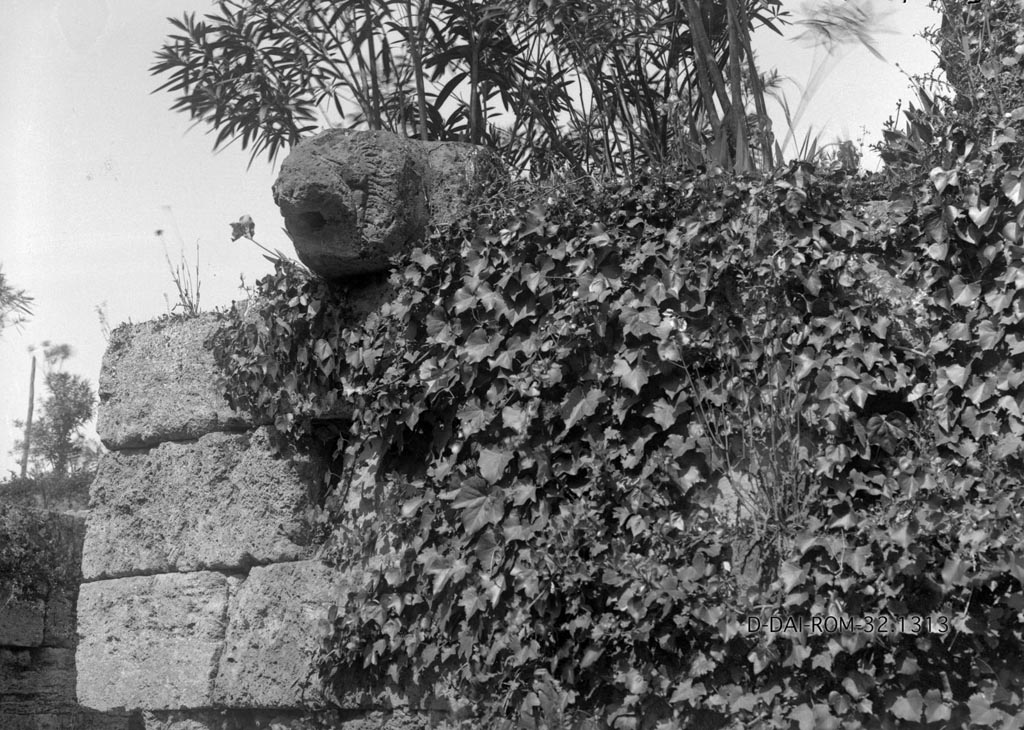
xmin=14 ymin=344 xmax=96 ymax=479
xmin=0 ymin=264 xmax=32 ymax=334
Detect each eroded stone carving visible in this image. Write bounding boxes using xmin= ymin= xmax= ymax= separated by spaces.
xmin=273 ymin=129 xmax=504 ymax=280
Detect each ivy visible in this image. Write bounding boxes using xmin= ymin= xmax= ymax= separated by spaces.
xmin=210 ymin=154 xmax=1024 ymax=727
xmin=196 ymin=1 xmax=1024 ymax=725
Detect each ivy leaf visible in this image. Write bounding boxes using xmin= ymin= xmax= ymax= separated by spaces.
xmin=453 ymin=287 xmax=478 ymax=313
xmin=949 ymin=276 xmax=981 ymax=307
xmin=941 ymin=364 xmax=970 ymax=389
xmin=891 ymin=691 xmax=923 ymax=722
xmin=457 ymin=398 xmax=491 ymax=437
xmin=314 ymin=338 xmax=333 ymax=361
xmin=965 ymin=376 xmax=995 ymax=406
xmin=795 ymin=352 xmax=818 ymax=380
xmin=1003 ymin=172 xmax=1023 ymax=205
xmin=401 ymin=497 xmax=425 ymax=518
xmin=942 ymin=556 xmax=968 ymax=586
xmin=968 ymin=205 xmax=995 ymax=228
xmin=475 ymin=527 xmax=501 ymax=573
xmin=930 ymin=167 xmax=959 ymax=193
xmin=841 ymin=671 xmax=872 ymax=699
xmin=464 ymin=328 xmax=502 ymax=362
xmin=789 ymin=704 xmax=815 ymax=730
xmin=779 ymin=561 xmax=805 ymax=592
xmin=670 ymin=680 xmax=706 ymax=704
xmin=841 ymin=378 xmax=876 ymax=409
xmin=502 ymin=404 xmax=530 ymax=434
xmin=612 ymin=355 xmax=649 ymax=394
xmin=926 ymin=240 xmax=948 ymax=260
xmin=561 ymin=387 xmax=605 ymax=431
xmin=478 ymin=448 xmax=513 ymax=484
xmin=968 ymin=693 xmax=1002 ymax=726
xmin=976 ymin=320 xmax=1002 ymax=349
xmin=410 ymin=249 xmax=437 ymax=271
xmin=580 ymin=645 xmax=603 ymax=669
xmin=453 ymin=478 xmax=505 ymax=535
xmin=925 ymin=212 xmax=949 ymax=254
xmin=509 ymin=482 xmax=536 ymax=506
xmin=924 ymin=690 xmax=951 ymax=723
xmin=649 ymin=398 xmax=678 ymax=429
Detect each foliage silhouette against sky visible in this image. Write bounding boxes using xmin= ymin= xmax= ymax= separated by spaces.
xmin=0 ymin=0 xmax=937 ymax=474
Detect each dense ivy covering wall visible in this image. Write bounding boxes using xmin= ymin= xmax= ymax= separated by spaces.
xmin=212 ymin=122 xmax=1024 ymax=727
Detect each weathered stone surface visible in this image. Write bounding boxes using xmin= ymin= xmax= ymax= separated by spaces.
xmin=76 ymin=573 xmax=231 ymax=711
xmin=273 ymin=129 xmax=503 ymax=280
xmin=0 ymin=710 xmax=138 ymax=730
xmin=97 ymin=314 xmax=256 ymax=450
xmin=0 ymin=600 xmax=45 ymax=647
xmin=0 ymin=648 xmax=77 ymax=715
xmin=213 ymin=561 xmax=354 ymax=708
xmin=43 ymin=513 xmax=85 ymax=649
xmin=83 ymin=428 xmax=317 ymax=580
xmin=1 ymin=645 xmax=138 ymax=729
xmin=42 ymin=593 xmax=76 ymax=650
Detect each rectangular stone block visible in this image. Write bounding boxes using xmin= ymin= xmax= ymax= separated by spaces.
xmin=97 ymin=314 xmax=259 ymax=450
xmin=83 ymin=428 xmax=317 ymax=580
xmin=213 ymin=561 xmax=355 ymax=708
xmin=76 ymin=573 xmax=231 ymax=711
xmin=0 ymin=599 xmax=45 ymax=647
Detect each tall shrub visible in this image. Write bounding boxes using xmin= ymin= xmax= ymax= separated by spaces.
xmin=151 ymin=0 xmax=786 ymax=175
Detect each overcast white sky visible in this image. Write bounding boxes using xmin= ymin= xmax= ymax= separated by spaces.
xmin=0 ymin=0 xmax=940 ymax=476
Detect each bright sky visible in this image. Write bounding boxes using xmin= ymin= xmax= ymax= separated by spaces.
xmin=0 ymin=0 xmax=940 ymax=476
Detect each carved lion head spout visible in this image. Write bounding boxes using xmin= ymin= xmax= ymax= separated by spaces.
xmin=273 ymin=129 xmax=504 ymax=281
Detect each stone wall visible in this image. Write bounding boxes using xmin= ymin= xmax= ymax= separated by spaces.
xmin=77 ymin=313 xmax=462 ymax=730
xmin=75 ymin=130 xmax=499 ymax=729
xmin=0 ymin=508 xmax=135 ymax=730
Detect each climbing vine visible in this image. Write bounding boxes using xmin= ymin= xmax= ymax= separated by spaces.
xmin=212 ymin=142 xmax=1024 ymax=726
xmin=199 ymin=0 xmax=1024 ymax=724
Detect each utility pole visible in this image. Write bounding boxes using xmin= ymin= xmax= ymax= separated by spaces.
xmin=20 ymin=354 xmax=35 ymax=478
